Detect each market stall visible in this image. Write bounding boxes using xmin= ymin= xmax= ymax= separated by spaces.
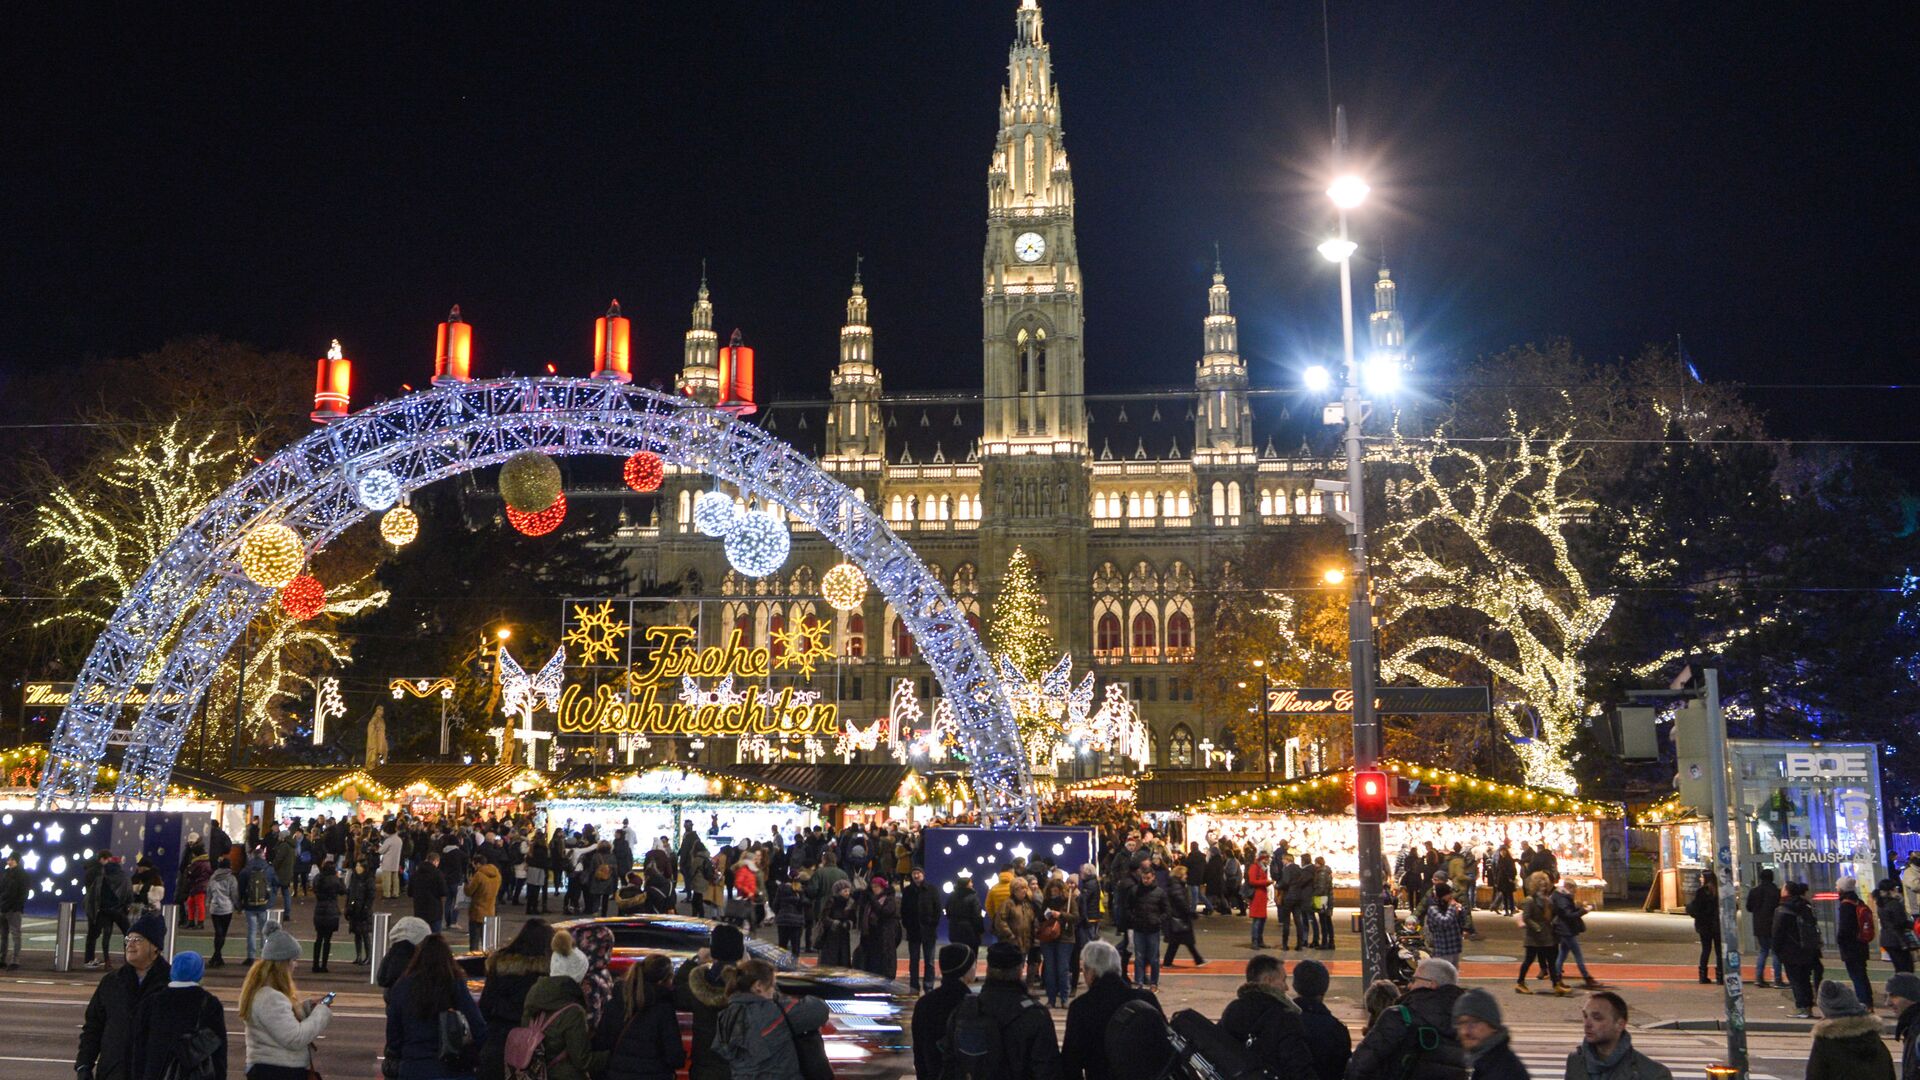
xmin=540 ymin=764 xmax=817 ymax=848
xmin=1167 ymin=759 xmax=1625 ymax=908
xmin=0 ymin=744 xmax=224 ymax=816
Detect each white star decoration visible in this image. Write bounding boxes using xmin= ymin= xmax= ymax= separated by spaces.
xmin=43 ymin=823 xmax=63 ymax=843
xmin=21 ymin=852 xmax=39 ymax=872
xmin=1008 ymin=842 xmax=1033 ymax=863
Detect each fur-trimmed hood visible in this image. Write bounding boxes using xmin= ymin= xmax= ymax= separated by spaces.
xmin=486 ymin=949 xmax=550 ymax=977
xmin=687 ymin=961 xmax=732 ymax=1009
xmin=1812 ymin=1013 xmax=1882 ymax=1040
xmin=1235 ymin=981 xmax=1301 ymax=1011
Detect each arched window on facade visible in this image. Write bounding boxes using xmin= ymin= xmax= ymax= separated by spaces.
xmin=891 ymin=615 xmax=915 ymax=660
xmin=1211 ymin=481 xmax=1227 ymax=522
xmin=733 ymin=612 xmax=753 ymax=647
xmin=1228 ymin=481 xmax=1243 ymax=518
xmin=1096 ymin=612 xmax=1123 ymax=656
xmin=678 ymin=490 xmax=692 ymax=532
xmin=768 ymin=613 xmax=787 ymax=661
xmin=1034 ymin=331 xmax=1048 ymax=392
xmin=1165 ymin=611 xmax=1193 ymax=656
xmin=1016 ymin=329 xmax=1031 ymax=393
xmin=1131 ymin=611 xmax=1158 ymax=658
xmin=844 ymin=614 xmax=866 ymax=658
xmin=1169 ymin=725 xmax=1196 ymax=768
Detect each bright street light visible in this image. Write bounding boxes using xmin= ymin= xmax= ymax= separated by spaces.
xmin=1327 ymin=174 xmax=1370 ymax=210
xmin=1318 ymin=237 xmax=1358 ymax=263
xmin=1363 ymin=354 xmax=1402 ymax=395
xmin=1302 ymin=364 xmax=1332 ymax=393
xmin=1322 ymin=567 xmax=1347 ymax=586
xmin=495 ymin=627 xmax=512 ymax=641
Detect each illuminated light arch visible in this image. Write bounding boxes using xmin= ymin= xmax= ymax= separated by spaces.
xmin=38 ymin=378 xmax=1037 ymax=826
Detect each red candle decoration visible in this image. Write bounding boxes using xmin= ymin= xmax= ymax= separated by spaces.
xmin=593 ymin=300 xmax=632 ymax=383
xmin=311 ymin=340 xmax=351 ymax=422
xmin=280 ymin=575 xmax=327 ymax=620
xmin=433 ymin=305 xmax=472 ymax=385
xmin=623 ymin=451 xmax=665 ymax=493
xmin=506 ymin=492 xmax=568 ymax=536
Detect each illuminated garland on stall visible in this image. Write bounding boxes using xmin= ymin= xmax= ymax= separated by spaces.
xmin=1186 ymin=759 xmax=1624 ymax=818
xmin=547 ymin=764 xmax=799 ymax=806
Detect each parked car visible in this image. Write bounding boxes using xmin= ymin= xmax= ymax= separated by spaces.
xmin=458 ymin=914 xmax=911 ymax=1079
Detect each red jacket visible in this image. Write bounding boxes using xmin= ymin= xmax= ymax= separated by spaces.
xmin=1248 ymin=862 xmax=1271 ymax=919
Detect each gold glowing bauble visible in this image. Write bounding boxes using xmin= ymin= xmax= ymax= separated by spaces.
xmin=498 ymin=450 xmax=563 ymax=512
xmin=821 ymin=562 xmax=868 ymax=612
xmin=238 ymin=523 xmax=304 ymax=588
xmin=380 ymin=505 xmax=419 ymax=546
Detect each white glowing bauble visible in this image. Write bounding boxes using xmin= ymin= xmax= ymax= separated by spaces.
xmin=724 ymin=511 xmax=791 ymax=578
xmin=821 ymin=562 xmax=868 ymax=612
xmin=693 ymin=490 xmax=740 ymax=537
xmin=357 ymin=469 xmax=402 ymax=511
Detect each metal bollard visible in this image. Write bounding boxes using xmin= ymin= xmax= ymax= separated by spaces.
xmin=482 ymin=916 xmax=501 ymax=953
xmin=370 ymin=912 xmax=391 ymax=986
xmin=163 ymin=905 xmax=180 ymax=952
xmin=54 ymin=902 xmax=75 ymax=972
xmin=266 ymin=909 xmax=282 ymax=930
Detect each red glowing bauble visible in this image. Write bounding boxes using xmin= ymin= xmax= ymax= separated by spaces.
xmin=280 ymin=575 xmax=327 ymax=620
xmin=623 ymin=451 xmax=665 ymax=493
xmin=506 ymin=492 xmax=568 ymax=537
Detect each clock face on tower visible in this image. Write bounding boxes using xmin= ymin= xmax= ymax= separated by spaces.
xmin=1014 ymin=231 xmax=1047 ymax=263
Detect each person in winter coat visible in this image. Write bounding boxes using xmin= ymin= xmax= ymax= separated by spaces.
xmin=1834 ymin=876 xmax=1877 ymax=1007
xmin=85 ymin=853 xmax=134 ymax=967
xmin=1247 ymin=852 xmax=1272 ymax=948
xmin=1448 ymin=987 xmax=1525 ymax=1080
xmin=1160 ymin=867 xmax=1204 ymax=970
xmin=307 ymin=860 xmax=343 ymax=973
xmin=1887 ymin=972 xmax=1920 ymax=1080
xmin=859 ymin=876 xmax=902 ymax=979
xmin=994 ymin=877 xmax=1039 ymax=951
xmin=675 ymin=923 xmax=746 ymax=1080
xmin=772 ymin=880 xmax=809 ymax=957
xmin=239 ymin=932 xmax=333 ymax=1080
xmin=945 ymin=876 xmax=984 ymax=950
xmin=1125 ymin=863 xmax=1169 ymax=990
xmin=1904 ymin=854 xmax=1920 ymax=933
xmin=603 ymin=954 xmax=683 ymax=1080
xmin=1551 ymin=879 xmax=1598 ymax=988
xmin=466 ymin=861 xmax=501 ymax=944
xmin=912 ymin=946 xmax=979 ymax=1079
xmin=1424 ymin=883 xmax=1465 ymax=970
xmin=1219 ymin=953 xmax=1311 ymax=1064
xmin=900 ymin=867 xmax=942 ymax=992
xmin=1878 ymin=879 xmax=1916 ymax=974
xmin=378 ymin=916 xmax=434 ymax=1002
xmin=347 ymin=857 xmax=377 ymax=966
xmin=78 ymin=913 xmax=171 ymax=1080
xmin=520 ymin=930 xmax=604 ymax=1080
xmin=1804 ymin=981 xmax=1893 ymax=1080
xmin=1346 ymin=958 xmax=1468 ymax=1080
xmin=711 ymin=958 xmax=830 ymax=1080
xmin=1745 ymin=868 xmax=1783 ymax=987
xmin=943 ymin=941 xmax=1060 ymax=1080
xmin=1061 ymin=940 xmax=1157 ymax=1080
xmin=817 ymin=879 xmax=857 ymax=967
xmin=1515 ymin=872 xmax=1564 ymax=994
xmin=1290 ymin=960 xmax=1351 ymax=1080
xmin=475 ymin=920 xmax=551 ymax=1080
xmin=129 ymin=952 xmax=226 ymax=1080
xmin=384 ymin=934 xmax=488 ymax=1080
xmin=411 ymin=852 xmax=449 ymax=932
xmin=1564 ymin=991 xmax=1668 ymax=1080
xmin=1772 ymin=880 xmax=1823 ymax=1018
xmin=179 ymin=853 xmax=212 ymax=930
xmin=1 ymin=853 xmax=28 ymax=968
xmin=202 ymin=863 xmax=238 ymax=968
xmin=1687 ymin=871 xmax=1723 ymax=984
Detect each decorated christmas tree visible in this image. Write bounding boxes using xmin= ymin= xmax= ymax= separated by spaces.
xmin=990 ymin=546 xmax=1056 ymax=679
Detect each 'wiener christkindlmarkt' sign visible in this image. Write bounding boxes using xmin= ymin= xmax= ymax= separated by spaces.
xmin=1263 ymin=685 xmax=1492 ymax=716
xmin=557 ymin=626 xmax=839 ymax=737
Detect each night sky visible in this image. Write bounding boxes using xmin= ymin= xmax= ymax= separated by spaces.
xmin=6 ymin=3 xmax=1915 ymax=438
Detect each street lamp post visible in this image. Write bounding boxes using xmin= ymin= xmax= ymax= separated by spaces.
xmin=1317 ymin=105 xmax=1387 ymax=987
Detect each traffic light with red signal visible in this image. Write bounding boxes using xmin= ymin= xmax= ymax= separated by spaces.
xmin=1354 ymin=769 xmax=1390 ymax=823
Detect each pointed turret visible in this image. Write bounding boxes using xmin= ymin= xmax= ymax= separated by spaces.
xmin=678 ymin=267 xmax=721 ymax=404
xmin=827 ymin=261 xmax=884 ymax=461
xmin=1369 ymin=253 xmax=1406 ymax=357
xmin=1195 ymin=255 xmax=1251 ymax=452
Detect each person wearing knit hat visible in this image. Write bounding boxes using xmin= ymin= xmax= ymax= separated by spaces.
xmin=375 ymin=915 xmax=433 ymax=1000
xmin=1288 ymin=958 xmax=1352 ymax=1080
xmin=1349 ymin=956 xmax=1467 ymax=1079
xmin=1807 ymin=980 xmax=1893 ymax=1078
xmin=1888 ymin=972 xmax=1920 ymax=1080
xmin=1451 ymin=987 xmax=1525 ymax=1079
xmin=708 ymin=921 xmax=745 ymax=964
xmin=911 ymin=944 xmax=977 ymax=1080
xmin=949 ymin=939 xmax=1057 ymax=1076
xmin=521 ymin=929 xmax=597 ymax=1080
xmin=78 ymin=903 xmax=170 ymax=1080
xmin=261 ymin=929 xmax=302 ymax=964
xmin=128 ymin=913 xmax=168 ymax=953
xmin=128 ymin=952 xmax=226 ymax=1080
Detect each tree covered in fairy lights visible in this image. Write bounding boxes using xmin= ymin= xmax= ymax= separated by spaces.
xmin=987 ymin=545 xmax=1066 ymax=761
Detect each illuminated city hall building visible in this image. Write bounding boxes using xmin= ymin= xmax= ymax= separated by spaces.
xmin=622 ymin=0 xmax=1407 ymax=771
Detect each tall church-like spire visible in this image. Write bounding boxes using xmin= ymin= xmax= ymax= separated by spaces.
xmin=1195 ymin=256 xmax=1251 ymax=451
xmin=1369 ymin=251 xmax=1406 ymax=357
xmin=678 ymin=266 xmax=721 ymax=405
xmin=827 ymin=261 xmax=884 ymax=460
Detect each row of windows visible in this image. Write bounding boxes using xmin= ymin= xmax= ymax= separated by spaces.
xmin=1095 ymin=609 xmax=1194 ymax=657
xmin=886 ymin=493 xmax=985 ymax=523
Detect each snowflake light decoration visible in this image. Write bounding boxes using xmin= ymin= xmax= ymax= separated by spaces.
xmin=564 ymin=600 xmax=631 ymax=664
xmin=725 ymin=509 xmax=790 ymax=577
xmin=821 ymin=563 xmax=868 ymax=612
xmin=771 ymin=619 xmax=833 ymax=678
xmin=693 ymin=490 xmax=739 ymax=537
xmin=356 ymin=469 xmax=401 ymax=511
xmin=313 ymin=676 xmax=346 ymax=746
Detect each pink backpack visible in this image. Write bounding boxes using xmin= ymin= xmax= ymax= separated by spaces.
xmin=503 ymin=1003 xmax=580 ymax=1080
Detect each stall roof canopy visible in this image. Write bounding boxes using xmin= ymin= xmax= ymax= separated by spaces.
xmin=198 ymin=763 xmax=538 ymax=800
xmin=551 ymin=763 xmax=916 ymax=806
xmin=1143 ymin=761 xmax=1624 ymax=818
xmin=1135 ymin=771 xmax=1268 ymax=813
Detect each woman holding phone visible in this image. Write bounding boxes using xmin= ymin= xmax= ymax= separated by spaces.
xmin=238 ymin=931 xmax=332 ymax=1080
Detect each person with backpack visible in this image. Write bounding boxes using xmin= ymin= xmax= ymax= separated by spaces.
xmin=239 ymin=848 xmax=277 ymax=964
xmin=710 ymin=958 xmax=829 ymax=1080
xmin=914 ymin=945 xmax=978 ymax=1080
xmin=239 ymin=932 xmax=332 ymax=1080
xmin=602 ymin=954 xmax=683 ymax=1080
xmin=1346 ymin=958 xmax=1468 ymax=1080
xmin=1877 ymin=879 xmax=1917 ymax=974
xmin=1289 ymin=960 xmax=1350 ymax=1080
xmin=1687 ymin=871 xmax=1723 ymax=985
xmin=385 ymin=934 xmax=487 ymax=1080
xmin=675 ymin=922 xmax=744 ymax=1080
xmin=476 ymin=921 xmax=552 ymax=1080
xmin=514 ymin=929 xmax=603 ymax=1080
xmin=1551 ymin=879 xmax=1598 ymax=988
xmin=78 ymin=913 xmax=171 ymax=1080
xmin=1513 ymin=872 xmax=1564 ymax=995
xmin=1447 ymin=988 xmax=1525 ymax=1080
xmin=1772 ymin=880 xmax=1824 ymax=1018
xmin=129 ymin=952 xmax=227 ymax=1080
xmin=85 ymin=852 xmax=135 ymax=968
xmin=1220 ymin=953 xmax=1312 ymax=1064
xmin=1745 ymin=867 xmax=1783 ymax=988
xmin=1834 ymin=876 xmax=1877 ymax=1008
xmin=942 ymin=940 xmax=1060 ymax=1080
xmin=270 ymin=834 xmax=297 ymax=921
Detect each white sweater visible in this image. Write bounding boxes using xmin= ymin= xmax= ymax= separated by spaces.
xmin=245 ymin=987 xmax=332 ymax=1068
